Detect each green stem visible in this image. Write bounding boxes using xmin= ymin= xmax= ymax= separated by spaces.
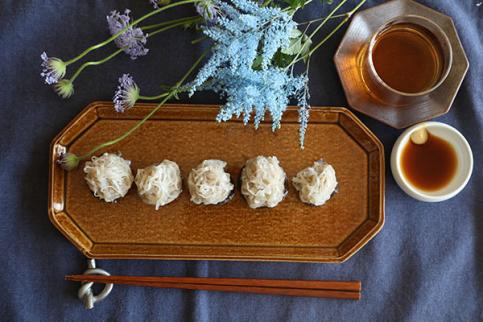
xmin=79 ymin=93 xmax=175 ymax=160
xmin=287 ymin=0 xmax=365 ymax=68
xmin=175 ymin=49 xmax=209 ymax=87
xmin=307 ymin=0 xmax=348 ymax=40
xmin=65 ymin=0 xmax=200 ymax=65
xmin=148 ymin=17 xmax=202 ymax=37
xmin=284 ymin=0 xmax=347 ymax=68
xmin=298 ymin=12 xmax=351 ymax=25
xmin=139 ymin=93 xmax=170 ymax=100
xmin=141 ymin=15 xmax=199 ymax=31
xmin=301 ymin=0 xmax=366 ymax=61
xmin=78 ymin=51 xmax=208 ymax=160
xmin=289 ymin=21 xmax=312 ymax=73
xmin=191 ymin=35 xmax=207 ymax=44
xmin=285 ymin=0 xmax=313 ymax=14
xmin=68 ymin=48 xmax=124 ymax=82
xmin=67 ymin=18 xmax=201 ymax=83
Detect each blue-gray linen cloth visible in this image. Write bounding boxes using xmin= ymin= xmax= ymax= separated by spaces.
xmin=1 ymin=1 xmax=481 ymax=321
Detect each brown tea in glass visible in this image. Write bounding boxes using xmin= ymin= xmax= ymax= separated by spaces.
xmin=362 ymin=15 xmax=452 ymax=105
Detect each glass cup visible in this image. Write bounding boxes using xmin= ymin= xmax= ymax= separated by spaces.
xmin=361 ymin=15 xmax=453 ymax=106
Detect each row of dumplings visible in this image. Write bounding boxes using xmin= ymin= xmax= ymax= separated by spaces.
xmin=83 ymin=153 xmax=338 ymax=209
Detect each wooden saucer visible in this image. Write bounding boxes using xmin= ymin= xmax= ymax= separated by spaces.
xmin=334 ymin=0 xmax=469 ymax=129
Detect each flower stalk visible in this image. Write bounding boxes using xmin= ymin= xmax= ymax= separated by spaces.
xmin=47 ymin=0 xmax=370 ymax=168
xmin=141 ymin=15 xmax=200 ymax=31
xmin=300 ymin=0 xmax=366 ymax=61
xmin=138 ymin=93 xmax=171 ymax=101
xmin=64 ymin=0 xmax=201 ymax=66
xmin=74 ymin=51 xmax=208 ymax=164
xmin=64 ymin=16 xmax=202 ymax=87
xmin=69 ymin=48 xmax=125 ymax=83
xmin=287 ymin=0 xmax=366 ymax=68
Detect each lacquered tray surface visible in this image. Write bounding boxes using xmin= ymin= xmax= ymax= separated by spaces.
xmin=48 ymin=102 xmax=384 ymax=262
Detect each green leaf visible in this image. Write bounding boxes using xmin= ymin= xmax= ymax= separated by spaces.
xmin=252 ymin=55 xmax=263 ymax=70
xmin=273 ymin=50 xmax=295 ymax=68
xmin=300 ymin=34 xmax=312 ymax=62
xmin=282 ymin=0 xmax=311 ymax=10
xmin=281 ymin=37 xmax=302 ymax=55
xmin=290 ymin=28 xmax=302 ymax=38
xmin=281 ymin=28 xmax=313 ymax=59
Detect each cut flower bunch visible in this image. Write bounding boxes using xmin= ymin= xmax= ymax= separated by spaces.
xmin=42 ymin=0 xmax=366 ymax=171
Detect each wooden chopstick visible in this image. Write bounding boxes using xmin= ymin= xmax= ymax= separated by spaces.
xmin=66 ymin=275 xmax=361 ymax=300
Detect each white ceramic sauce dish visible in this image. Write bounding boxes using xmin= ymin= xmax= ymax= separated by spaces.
xmin=391 ymin=122 xmax=473 ymax=202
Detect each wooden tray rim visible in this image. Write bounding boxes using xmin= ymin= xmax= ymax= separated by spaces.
xmin=48 ymin=101 xmax=385 ymax=263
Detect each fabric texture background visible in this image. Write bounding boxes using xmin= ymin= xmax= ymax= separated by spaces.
xmin=0 ymin=1 xmax=481 ymax=321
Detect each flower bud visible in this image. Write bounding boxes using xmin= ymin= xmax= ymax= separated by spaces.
xmin=57 ymin=152 xmax=80 ymax=171
xmin=54 ymin=79 xmax=74 ymax=99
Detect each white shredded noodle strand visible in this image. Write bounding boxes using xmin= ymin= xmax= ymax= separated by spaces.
xmin=135 ymin=160 xmax=182 ymax=209
xmin=83 ymin=153 xmax=134 ymax=202
xmin=188 ymin=160 xmax=234 ymax=205
xmin=241 ymin=156 xmax=286 ymax=209
xmin=292 ymin=160 xmax=338 ymax=206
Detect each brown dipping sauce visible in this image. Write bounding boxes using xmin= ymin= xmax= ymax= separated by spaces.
xmin=401 ymin=132 xmax=457 ymax=191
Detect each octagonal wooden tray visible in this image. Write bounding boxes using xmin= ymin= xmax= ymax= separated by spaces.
xmin=49 ymin=102 xmax=384 ymax=263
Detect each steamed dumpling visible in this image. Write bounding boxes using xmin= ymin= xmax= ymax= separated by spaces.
xmin=292 ymin=160 xmax=338 ymax=206
xmin=241 ymin=156 xmax=286 ymax=209
xmin=135 ymin=160 xmax=182 ymax=209
xmin=83 ymin=153 xmax=134 ymax=202
xmin=188 ymin=160 xmax=234 ymax=205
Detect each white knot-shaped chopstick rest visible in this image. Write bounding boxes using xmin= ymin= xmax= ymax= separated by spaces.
xmin=77 ymin=259 xmax=113 ymax=309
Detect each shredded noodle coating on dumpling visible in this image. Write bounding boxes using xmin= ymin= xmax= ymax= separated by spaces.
xmin=135 ymin=160 xmax=182 ymax=209
xmin=241 ymin=156 xmax=286 ymax=209
xmin=188 ymin=160 xmax=234 ymax=205
xmin=292 ymin=160 xmax=338 ymax=206
xmin=83 ymin=153 xmax=134 ymax=202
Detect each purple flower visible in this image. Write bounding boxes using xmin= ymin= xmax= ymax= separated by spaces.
xmin=107 ymin=9 xmax=149 ymax=60
xmin=113 ymin=74 xmax=140 ymax=112
xmin=40 ymin=52 xmax=66 ymax=85
xmin=196 ymin=0 xmax=221 ymax=23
